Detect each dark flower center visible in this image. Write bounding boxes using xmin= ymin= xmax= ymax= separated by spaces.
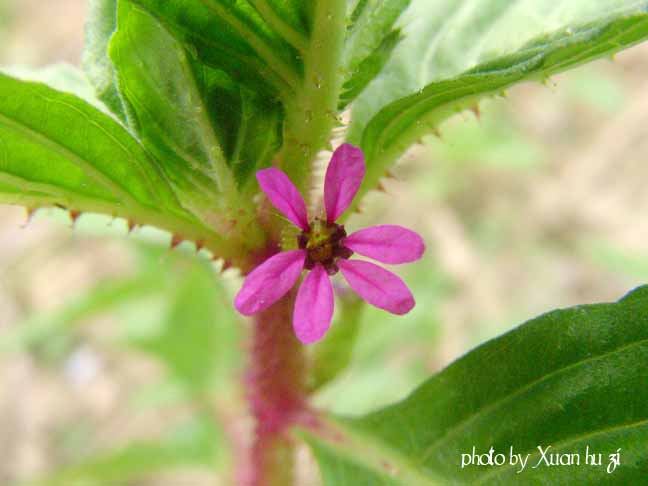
xmin=298 ymin=219 xmax=353 ymax=275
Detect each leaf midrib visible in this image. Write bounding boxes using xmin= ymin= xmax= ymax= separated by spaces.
xmin=117 ymin=3 xmax=233 ymax=192
xmin=0 ymin=110 xmax=139 ymax=206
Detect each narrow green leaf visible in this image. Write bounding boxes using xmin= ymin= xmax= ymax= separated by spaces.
xmin=0 ymin=277 xmax=161 ymax=355
xmin=308 ymin=294 xmax=365 ymax=392
xmin=344 ymin=0 xmax=409 ymax=70
xmin=350 ymin=1 xmax=648 ymax=141
xmin=341 ymin=0 xmax=410 ymax=107
xmin=339 ymin=29 xmax=402 ymax=109
xmin=130 ymin=261 xmax=241 ymax=394
xmin=348 ymin=9 xmax=648 ymax=218
xmin=305 ymin=286 xmax=648 ymax=484
xmin=35 ymin=417 xmax=222 ymax=486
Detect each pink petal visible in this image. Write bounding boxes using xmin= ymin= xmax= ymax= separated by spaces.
xmin=344 ymin=225 xmax=425 ymax=264
xmin=293 ymin=265 xmax=334 ymax=344
xmin=324 ymin=143 xmax=365 ymax=223
xmin=338 ymin=259 xmax=414 ymax=315
xmin=257 ymin=168 xmax=309 ymax=230
xmin=234 ymin=250 xmax=306 ymax=315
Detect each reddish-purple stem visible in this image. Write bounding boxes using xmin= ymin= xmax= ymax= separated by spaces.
xmin=242 ymin=287 xmax=307 ymax=486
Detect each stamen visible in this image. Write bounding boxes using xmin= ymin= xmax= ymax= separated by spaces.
xmin=298 ymin=219 xmax=353 ymax=274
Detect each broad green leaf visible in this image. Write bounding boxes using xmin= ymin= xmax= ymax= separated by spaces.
xmin=305 ymin=286 xmax=648 ymax=485
xmin=110 ymin=1 xmax=283 ymax=198
xmin=345 ymin=3 xmax=648 ymax=218
xmin=111 ymin=1 xmax=233 ymax=211
xmin=83 ymin=0 xmax=126 ymax=120
xmin=115 ymin=0 xmax=345 ymax=195
xmin=0 ymin=73 xmax=236 ymax=255
xmin=126 ymin=0 xmax=303 ymax=98
xmin=109 ymin=0 xmax=281 ymax=248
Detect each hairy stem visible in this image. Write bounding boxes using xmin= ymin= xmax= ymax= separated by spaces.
xmin=279 ymin=0 xmax=347 ymax=194
xmin=244 ymin=288 xmax=307 ymax=485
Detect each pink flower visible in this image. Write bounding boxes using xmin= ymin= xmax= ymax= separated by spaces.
xmin=234 ymin=144 xmax=425 ymax=344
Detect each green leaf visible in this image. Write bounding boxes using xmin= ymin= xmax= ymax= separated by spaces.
xmin=130 ymin=258 xmax=241 ymax=395
xmin=0 ymin=73 xmax=235 ymax=255
xmin=107 ymin=1 xmax=282 ymax=249
xmin=3 ymin=64 xmax=102 ymax=107
xmin=304 ymin=286 xmax=648 ymax=485
xmin=83 ymin=0 xmax=126 ymax=120
xmin=340 ymin=0 xmax=410 ymax=108
xmin=0 ymin=276 xmax=161 ymax=358
xmin=110 ymin=1 xmax=283 ymax=197
xmin=308 ymin=294 xmax=365 ymax=392
xmin=111 ymin=2 xmax=232 ymax=201
xmin=345 ymin=3 xmax=648 ymax=218
xmin=126 ymin=0 xmax=303 ymax=98
xmin=117 ymin=0 xmax=346 ymax=197
xmin=339 ymin=29 xmax=402 ymax=109
xmin=35 ymin=416 xmax=222 ymax=486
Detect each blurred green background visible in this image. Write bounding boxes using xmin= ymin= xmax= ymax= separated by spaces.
xmin=2 ymin=1 xmax=648 ymax=485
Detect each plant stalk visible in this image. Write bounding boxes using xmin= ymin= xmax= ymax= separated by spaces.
xmin=279 ymin=0 xmax=347 ymax=194
xmin=243 ymin=288 xmax=307 ymax=485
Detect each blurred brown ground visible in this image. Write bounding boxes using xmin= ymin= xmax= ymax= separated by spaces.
xmin=1 ymin=1 xmax=648 ymax=484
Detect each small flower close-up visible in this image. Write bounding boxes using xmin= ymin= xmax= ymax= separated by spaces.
xmin=3 ymin=2 xmax=648 ymax=484
xmin=234 ymin=144 xmax=425 ymax=344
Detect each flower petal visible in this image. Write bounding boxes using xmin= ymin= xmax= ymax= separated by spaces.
xmin=344 ymin=225 xmax=425 ymax=264
xmin=293 ymin=265 xmax=334 ymax=344
xmin=338 ymin=259 xmax=414 ymax=315
xmin=324 ymin=143 xmax=365 ymax=223
xmin=257 ymin=168 xmax=309 ymax=230
xmin=234 ymin=250 xmax=306 ymax=315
